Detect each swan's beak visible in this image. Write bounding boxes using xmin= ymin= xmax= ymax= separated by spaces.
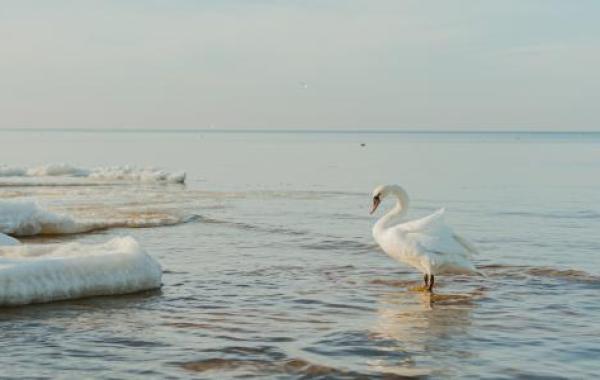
xmin=370 ymin=196 xmax=381 ymax=215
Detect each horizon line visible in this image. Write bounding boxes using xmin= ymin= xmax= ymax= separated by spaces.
xmin=0 ymin=128 xmax=599 ymax=134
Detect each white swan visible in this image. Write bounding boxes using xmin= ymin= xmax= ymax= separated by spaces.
xmin=370 ymin=184 xmax=480 ymax=291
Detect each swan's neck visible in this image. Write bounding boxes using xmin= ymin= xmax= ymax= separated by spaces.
xmin=373 ymin=189 xmax=409 ymax=235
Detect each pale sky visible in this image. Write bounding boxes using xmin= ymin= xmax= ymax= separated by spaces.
xmin=1 ymin=1 xmax=599 ymax=131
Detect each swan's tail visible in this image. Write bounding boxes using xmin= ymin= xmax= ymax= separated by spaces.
xmin=454 ymin=234 xmax=480 ymax=256
xmin=475 ymin=270 xmax=487 ymax=278
xmin=464 ymin=263 xmax=486 ymax=277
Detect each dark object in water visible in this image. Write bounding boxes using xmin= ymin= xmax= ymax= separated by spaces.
xmin=360 ymin=143 xmax=366 ymax=147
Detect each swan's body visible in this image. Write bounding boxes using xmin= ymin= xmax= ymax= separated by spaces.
xmin=370 ymin=185 xmax=479 ymax=290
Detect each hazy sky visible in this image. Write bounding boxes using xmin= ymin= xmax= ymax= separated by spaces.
xmin=1 ymin=1 xmax=599 ymax=131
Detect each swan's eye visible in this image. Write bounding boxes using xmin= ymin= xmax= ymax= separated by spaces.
xmin=374 ymin=194 xmax=381 ymax=201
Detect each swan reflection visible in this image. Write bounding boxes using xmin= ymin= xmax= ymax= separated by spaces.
xmin=369 ymin=290 xmax=478 ymax=377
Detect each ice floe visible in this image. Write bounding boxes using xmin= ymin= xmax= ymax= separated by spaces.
xmin=0 ymin=237 xmax=162 ymax=306
xmin=0 ymin=164 xmax=185 ymax=184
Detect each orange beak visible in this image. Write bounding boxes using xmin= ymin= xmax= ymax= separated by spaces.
xmin=370 ymin=196 xmax=381 ymax=215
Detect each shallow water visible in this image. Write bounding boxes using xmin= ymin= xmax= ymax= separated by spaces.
xmin=1 ymin=130 xmax=599 ymax=379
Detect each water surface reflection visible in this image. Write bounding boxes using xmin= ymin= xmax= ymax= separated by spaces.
xmin=371 ymin=290 xmax=478 ymax=377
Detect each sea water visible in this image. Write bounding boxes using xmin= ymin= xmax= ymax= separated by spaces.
xmin=0 ymin=129 xmax=599 ymax=378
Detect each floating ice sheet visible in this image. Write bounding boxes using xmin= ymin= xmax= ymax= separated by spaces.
xmin=0 ymin=164 xmax=185 ymax=184
xmin=0 ymin=237 xmax=162 ymax=306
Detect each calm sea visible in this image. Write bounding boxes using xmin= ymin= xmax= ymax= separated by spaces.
xmin=1 ymin=130 xmax=599 ymax=379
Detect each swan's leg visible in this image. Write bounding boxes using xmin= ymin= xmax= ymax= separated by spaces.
xmin=427 ymin=275 xmax=435 ymax=292
xmin=423 ymin=274 xmax=429 ymax=287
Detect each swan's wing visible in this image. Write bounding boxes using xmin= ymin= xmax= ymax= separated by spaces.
xmin=406 ymin=227 xmax=470 ymax=258
xmin=402 ymin=210 xmax=479 ymax=258
xmin=401 ymin=227 xmax=478 ymax=276
xmin=397 ymin=208 xmax=446 ymax=233
xmin=453 ymin=233 xmax=479 ymax=256
xmin=387 ymin=207 xmax=480 ymax=259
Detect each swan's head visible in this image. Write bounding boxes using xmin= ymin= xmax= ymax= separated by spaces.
xmin=370 ymin=184 xmax=409 ymax=214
